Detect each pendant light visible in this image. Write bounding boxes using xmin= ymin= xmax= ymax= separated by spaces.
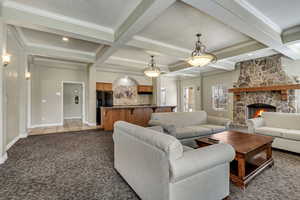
xmin=187 ymin=33 xmax=217 ymax=67
xmin=144 ymin=55 xmax=161 ymax=78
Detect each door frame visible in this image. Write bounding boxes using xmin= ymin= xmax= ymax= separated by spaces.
xmin=61 ymin=81 xmax=86 ymax=125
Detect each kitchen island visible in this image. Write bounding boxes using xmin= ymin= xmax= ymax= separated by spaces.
xmin=101 ymin=105 xmax=176 ymax=131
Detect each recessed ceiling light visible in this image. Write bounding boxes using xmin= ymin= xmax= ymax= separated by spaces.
xmin=62 ymin=37 xmax=69 ymax=42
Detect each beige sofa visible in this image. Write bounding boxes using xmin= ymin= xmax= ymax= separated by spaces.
xmin=113 ymin=121 xmax=235 ymax=200
xmin=247 ymin=112 xmax=300 ymax=153
xmin=149 ymin=111 xmax=231 ymax=143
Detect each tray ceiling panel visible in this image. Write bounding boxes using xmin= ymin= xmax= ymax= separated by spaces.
xmin=137 ymin=1 xmax=252 ymax=52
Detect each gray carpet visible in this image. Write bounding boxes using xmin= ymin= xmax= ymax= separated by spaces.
xmin=0 ymin=131 xmax=299 ymax=200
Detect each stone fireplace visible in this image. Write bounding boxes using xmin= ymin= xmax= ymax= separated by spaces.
xmin=232 ymin=55 xmax=297 ymax=126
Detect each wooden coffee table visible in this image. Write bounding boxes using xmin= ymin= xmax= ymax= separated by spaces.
xmin=196 ymin=131 xmax=274 ymax=189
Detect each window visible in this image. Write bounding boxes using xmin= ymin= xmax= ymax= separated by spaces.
xmin=212 ymin=85 xmax=228 ymax=111
xmin=183 ymin=86 xmax=195 ymax=112
xmin=161 ymin=88 xmax=167 ymax=106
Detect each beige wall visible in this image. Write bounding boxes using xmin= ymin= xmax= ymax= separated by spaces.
xmin=96 ymin=70 xmax=152 ymax=85
xmin=31 ymin=64 xmax=87 ymax=126
xmin=201 ymin=70 xmax=240 ymax=119
xmin=5 ymin=29 xmax=27 ymax=146
xmin=160 ymin=76 xmax=178 ymax=106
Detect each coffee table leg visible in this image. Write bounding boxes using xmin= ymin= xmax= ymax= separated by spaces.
xmin=237 ymin=157 xmax=246 ymax=189
xmin=266 ymin=144 xmax=272 ymax=160
xmin=238 ymin=157 xmax=246 ymax=178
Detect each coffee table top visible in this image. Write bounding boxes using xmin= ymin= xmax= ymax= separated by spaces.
xmin=196 ymin=131 xmax=273 ymax=154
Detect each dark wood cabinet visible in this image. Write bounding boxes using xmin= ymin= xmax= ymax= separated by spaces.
xmin=96 ymin=82 xmax=112 ymax=92
xmin=138 ymin=85 xmax=153 ymax=93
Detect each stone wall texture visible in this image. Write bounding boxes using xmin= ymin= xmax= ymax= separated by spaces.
xmin=233 ymin=55 xmax=296 ymax=126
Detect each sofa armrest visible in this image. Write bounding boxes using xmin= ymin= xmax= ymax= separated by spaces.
xmin=246 ymin=118 xmax=265 ymax=133
xmin=148 ymin=120 xmax=176 ymax=136
xmin=170 ymin=144 xmax=235 ymax=182
xmin=207 ymin=116 xmax=232 ymax=128
xmin=148 ymin=119 xmax=162 ymax=126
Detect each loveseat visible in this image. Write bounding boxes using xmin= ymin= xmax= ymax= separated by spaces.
xmin=113 ymin=121 xmax=235 ymax=200
xmin=247 ymin=112 xmax=300 ymax=153
xmin=148 ymin=111 xmax=231 ymax=143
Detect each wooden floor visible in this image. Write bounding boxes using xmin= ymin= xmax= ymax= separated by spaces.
xmin=28 ymin=119 xmax=100 ymax=135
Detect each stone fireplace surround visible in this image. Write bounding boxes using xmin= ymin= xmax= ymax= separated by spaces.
xmin=232 ymin=55 xmax=296 ymax=126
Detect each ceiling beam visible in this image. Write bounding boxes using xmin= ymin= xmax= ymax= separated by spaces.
xmin=128 ymin=36 xmax=190 ymax=58
xmin=94 ymin=0 xmax=176 ymax=66
xmin=182 ymin=0 xmax=300 ymax=60
xmin=2 ymin=1 xmax=114 ymax=45
xmin=27 ymin=44 xmax=94 ymax=63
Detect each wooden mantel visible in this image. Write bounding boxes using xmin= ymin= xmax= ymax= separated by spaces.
xmin=228 ymin=84 xmax=300 ymax=101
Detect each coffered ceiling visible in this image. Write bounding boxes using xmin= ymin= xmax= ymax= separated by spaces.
xmin=2 ymin=0 xmax=300 ymax=77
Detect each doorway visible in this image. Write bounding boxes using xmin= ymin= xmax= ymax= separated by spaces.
xmin=183 ymin=86 xmax=195 ymax=112
xmin=62 ymin=82 xmax=85 ymax=127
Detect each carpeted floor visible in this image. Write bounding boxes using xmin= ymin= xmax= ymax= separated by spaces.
xmin=0 ymin=130 xmax=299 ymax=200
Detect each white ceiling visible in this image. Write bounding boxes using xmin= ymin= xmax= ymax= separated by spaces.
xmin=137 ymin=1 xmax=251 ymax=52
xmin=9 ymin=0 xmax=142 ymax=29
xmin=4 ymin=0 xmax=300 ymax=77
xmin=20 ymin=27 xmax=101 ymax=53
xmin=109 ymin=46 xmax=179 ymax=67
xmin=246 ymin=0 xmax=300 ymax=30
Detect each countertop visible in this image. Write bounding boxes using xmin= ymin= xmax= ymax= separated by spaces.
xmin=101 ymin=105 xmax=176 ymax=109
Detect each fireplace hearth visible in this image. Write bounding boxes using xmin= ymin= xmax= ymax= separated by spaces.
xmin=247 ymin=103 xmax=276 ymax=119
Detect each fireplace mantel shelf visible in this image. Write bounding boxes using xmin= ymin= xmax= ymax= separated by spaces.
xmin=228 ymin=84 xmax=300 ymax=101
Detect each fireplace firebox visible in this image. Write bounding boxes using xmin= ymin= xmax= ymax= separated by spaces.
xmin=247 ymin=103 xmax=276 ymax=119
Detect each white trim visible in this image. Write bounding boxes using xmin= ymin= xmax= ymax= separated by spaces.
xmin=61 ymin=81 xmax=86 ymax=126
xmin=234 ymin=0 xmax=282 ymax=34
xmin=87 ymin=122 xmax=97 ymax=126
xmin=3 ymin=1 xmax=114 ymax=34
xmin=0 ymin=153 xmax=8 ymax=165
xmin=27 ymin=43 xmax=95 ymax=57
xmin=30 ymin=123 xmax=63 ymax=128
xmin=133 ymin=36 xmax=190 ymax=53
xmin=6 ymin=135 xmax=20 ymax=151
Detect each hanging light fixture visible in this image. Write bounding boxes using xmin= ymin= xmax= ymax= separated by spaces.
xmin=144 ymin=55 xmax=161 ymax=78
xmin=187 ymin=33 xmax=217 ymax=67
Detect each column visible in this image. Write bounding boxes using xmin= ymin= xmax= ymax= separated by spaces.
xmin=18 ymin=52 xmax=28 ymax=138
xmin=0 ymin=21 xmax=7 ymax=164
xmin=88 ymin=64 xmax=96 ymax=125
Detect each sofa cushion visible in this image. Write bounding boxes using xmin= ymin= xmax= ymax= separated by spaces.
xmin=151 ymin=111 xmax=207 ymax=127
xmin=283 ymin=130 xmax=300 ymax=141
xmin=175 ymin=126 xmax=212 ymax=139
xmin=201 ymin=124 xmax=226 ymax=133
xmin=255 ymin=127 xmax=285 ymax=137
xmin=262 ymin=112 xmax=300 ymax=130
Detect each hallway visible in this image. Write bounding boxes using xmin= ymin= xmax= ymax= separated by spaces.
xmin=28 ymin=119 xmax=100 ymax=135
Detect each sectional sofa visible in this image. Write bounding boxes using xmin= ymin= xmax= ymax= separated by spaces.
xmin=247 ymin=112 xmax=300 ymax=153
xmin=148 ymin=111 xmax=231 ymax=143
xmin=113 ymin=121 xmax=235 ymax=200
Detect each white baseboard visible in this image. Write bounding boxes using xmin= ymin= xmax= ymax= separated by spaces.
xmin=64 ymin=116 xmax=82 ymax=120
xmin=6 ymin=135 xmax=21 ymax=151
xmin=0 ymin=152 xmax=8 ymax=164
xmin=30 ymin=123 xmax=63 ymax=128
xmin=87 ymin=122 xmax=97 ymax=126
xmin=20 ymin=131 xmax=28 ymax=138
